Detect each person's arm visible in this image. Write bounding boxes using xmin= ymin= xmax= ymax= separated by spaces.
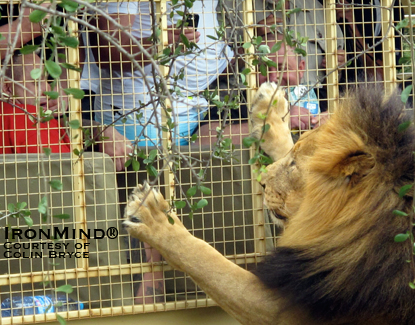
xmin=290 ymin=105 xmax=328 ymax=130
xmin=91 ymin=13 xmax=200 ymax=71
xmin=336 ymin=2 xmax=383 ymax=79
xmin=81 ymin=119 xmax=133 ymax=171
xmin=0 ymin=5 xmax=49 ymax=59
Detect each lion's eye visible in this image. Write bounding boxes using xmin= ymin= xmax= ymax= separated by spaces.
xmin=289 ymin=160 xmax=296 ymax=167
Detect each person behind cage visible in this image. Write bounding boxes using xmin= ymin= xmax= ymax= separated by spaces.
xmin=335 ymin=0 xmax=404 ymax=83
xmin=90 ymin=0 xmax=233 ymax=303
xmin=0 ymin=52 xmax=71 ymax=154
xmin=92 ymin=1 xmax=233 ymax=147
xmin=0 ymin=3 xmax=49 ymax=59
xmin=197 ymin=32 xmax=329 ymax=145
xmin=215 ymin=0 xmax=345 ymax=120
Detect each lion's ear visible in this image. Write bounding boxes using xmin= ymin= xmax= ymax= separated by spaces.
xmin=332 ymin=151 xmax=375 ymax=185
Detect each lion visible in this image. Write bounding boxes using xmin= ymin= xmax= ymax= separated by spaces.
xmin=123 ymin=82 xmax=415 ymax=324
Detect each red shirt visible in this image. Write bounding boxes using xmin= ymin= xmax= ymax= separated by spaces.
xmin=0 ymin=102 xmax=71 ymax=154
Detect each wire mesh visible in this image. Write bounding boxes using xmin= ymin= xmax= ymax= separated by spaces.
xmin=0 ymin=0 xmax=408 ymax=323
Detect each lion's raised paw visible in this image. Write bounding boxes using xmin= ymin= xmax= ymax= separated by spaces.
xmin=251 ymin=82 xmax=289 ymax=121
xmin=123 ymin=182 xmax=185 ymax=243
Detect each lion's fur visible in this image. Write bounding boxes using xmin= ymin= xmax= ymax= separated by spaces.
xmin=256 ymin=86 xmax=415 ymax=324
xmin=124 ymin=83 xmax=415 ymax=325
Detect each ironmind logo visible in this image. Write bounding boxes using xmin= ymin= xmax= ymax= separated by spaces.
xmin=3 ymin=226 xmax=119 ymax=240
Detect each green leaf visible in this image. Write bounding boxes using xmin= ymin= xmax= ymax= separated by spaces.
xmin=29 ymin=10 xmax=47 ymax=23
xmin=199 ymin=186 xmax=211 ymax=195
xmin=258 ymin=44 xmax=270 ymax=54
xmin=287 ymin=7 xmax=302 ymax=16
xmin=58 ymin=36 xmax=79 ymax=48
xmin=43 ymin=91 xmax=59 ymax=99
xmin=55 ymin=284 xmax=73 ymax=294
xmin=148 ymin=149 xmax=158 ymax=161
xmin=124 ymin=159 xmax=132 ymax=168
xmin=398 ymin=120 xmax=411 ymax=132
xmin=63 ymin=88 xmax=85 ymax=99
xmin=190 ymin=133 xmax=198 ymax=142
xmin=68 ymin=119 xmax=81 ymax=129
xmin=401 ymin=85 xmax=412 ymax=104
xmin=180 ymin=33 xmax=190 ymax=48
xmin=294 ymin=47 xmax=307 ymax=57
xmin=132 ymin=159 xmax=140 ymax=172
xmin=256 ymin=173 xmax=262 ymax=182
xmin=16 ymin=202 xmax=27 ymax=210
xmin=395 ymin=18 xmax=409 ymax=30
xmin=399 ymin=184 xmax=413 ymax=198
xmin=409 ymin=282 xmax=415 ymax=290
xmin=23 ymin=216 xmax=34 ymax=227
xmin=262 ymin=124 xmax=270 ymax=133
xmin=45 ymin=60 xmax=62 ymax=79
xmin=51 ymin=25 xmax=65 ymax=36
xmin=399 ymin=56 xmax=412 ymax=65
xmin=43 ymin=147 xmax=52 ymax=156
xmin=196 ymin=199 xmax=208 ymax=209
xmin=241 ymin=68 xmax=251 ymax=75
xmin=184 ymin=0 xmax=193 ymax=8
xmin=242 ymin=136 xmax=257 ymax=148
xmin=58 ymin=0 xmax=79 ymax=12
xmin=30 ymin=68 xmax=42 ymax=80
xmin=20 ymin=45 xmax=40 ymax=55
xmin=38 ymin=196 xmax=48 ymax=214
xmin=393 ymin=210 xmax=408 ymax=217
xmin=259 ymin=64 xmax=267 ymax=77
xmin=255 ymin=36 xmax=263 ymax=46
xmin=60 ymin=63 xmax=82 ymax=72
xmin=53 ymin=214 xmax=70 ymax=220
xmin=168 ymin=215 xmax=175 ymax=225
xmin=8 ymin=203 xmax=15 ymax=213
xmin=186 ymin=186 xmax=197 ymax=197
xmin=394 ymin=233 xmax=410 ymax=242
xmin=146 ymin=165 xmax=158 ymax=177
xmin=242 ymin=42 xmax=251 ymax=49
xmin=73 ymin=148 xmax=81 ymax=156
xmin=174 ymin=200 xmax=186 ymax=209
xmin=270 ymin=41 xmax=282 ymax=53
xmin=49 ymin=180 xmax=63 ymax=190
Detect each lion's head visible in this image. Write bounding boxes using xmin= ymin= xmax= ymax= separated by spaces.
xmin=257 ymin=86 xmax=415 ymax=324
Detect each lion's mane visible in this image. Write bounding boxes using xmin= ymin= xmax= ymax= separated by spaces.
xmin=256 ymin=87 xmax=415 ymax=324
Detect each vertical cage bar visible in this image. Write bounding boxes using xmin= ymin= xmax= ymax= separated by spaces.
xmin=325 ymin=0 xmax=340 ymax=113
xmin=382 ymin=0 xmax=397 ymax=92
xmin=67 ymin=18 xmax=88 ymax=269
xmin=244 ymin=0 xmax=266 ymax=258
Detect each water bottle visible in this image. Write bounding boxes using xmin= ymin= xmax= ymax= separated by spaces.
xmin=288 ymin=85 xmax=320 ymax=115
xmin=1 ymin=294 xmax=83 ymax=317
xmin=47 ymin=294 xmax=84 ymax=312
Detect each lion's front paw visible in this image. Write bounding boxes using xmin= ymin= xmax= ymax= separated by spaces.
xmin=123 ymin=182 xmax=182 ymax=245
xmin=250 ymin=83 xmax=293 ymax=161
xmin=251 ymin=82 xmax=289 ymax=125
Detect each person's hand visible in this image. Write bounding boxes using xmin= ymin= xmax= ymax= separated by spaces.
xmin=311 ymin=112 xmax=329 ymax=127
xmin=99 ymin=126 xmax=133 ymax=171
xmin=256 ymin=14 xmax=283 ymax=37
xmin=290 ymin=106 xmax=329 ymax=130
xmin=290 ymin=105 xmax=312 ymax=130
xmin=168 ymin=27 xmax=200 ymax=45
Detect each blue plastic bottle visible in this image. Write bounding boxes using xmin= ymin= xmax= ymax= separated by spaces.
xmin=1 ymin=294 xmax=83 ymax=317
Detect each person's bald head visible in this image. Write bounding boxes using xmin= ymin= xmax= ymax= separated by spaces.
xmin=3 ymin=53 xmax=58 ymax=109
xmin=258 ymin=32 xmax=305 ymax=86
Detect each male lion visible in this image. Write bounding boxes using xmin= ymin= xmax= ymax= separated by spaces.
xmin=124 ymin=83 xmax=415 ymax=324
